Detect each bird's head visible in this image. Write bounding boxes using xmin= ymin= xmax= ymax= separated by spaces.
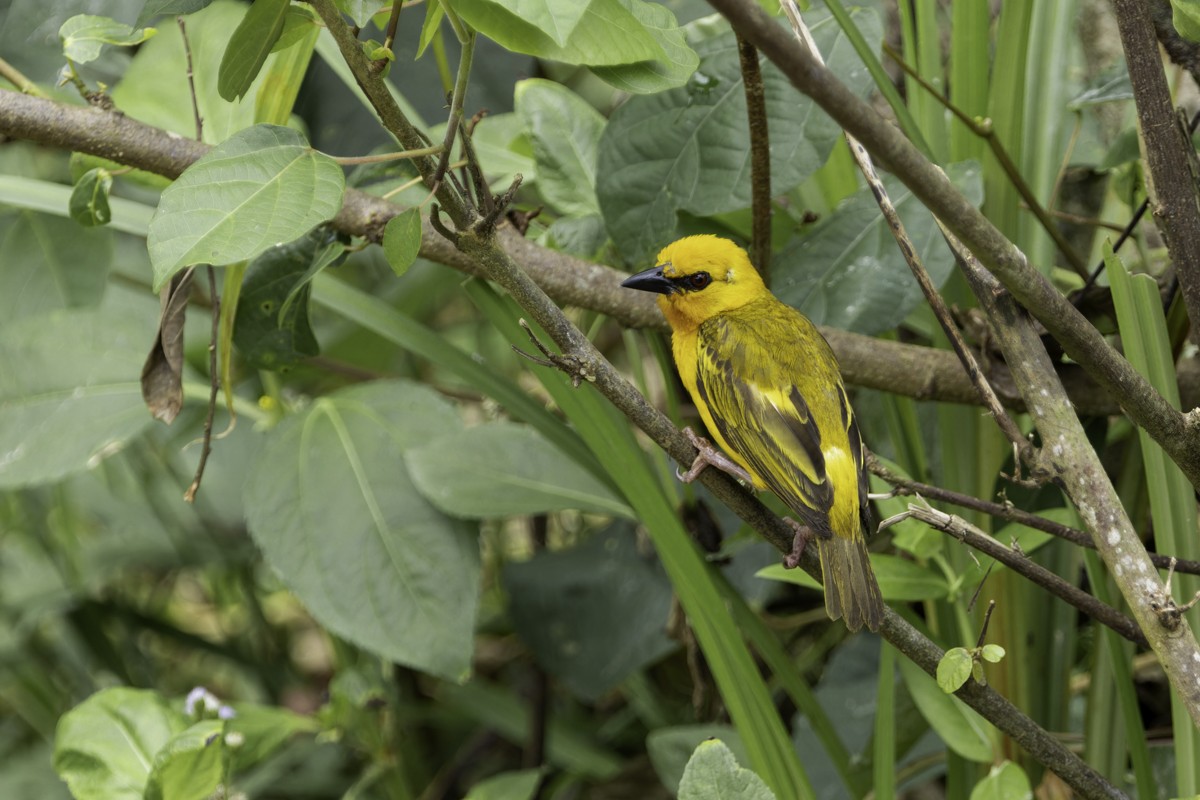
xmin=621 ymin=235 xmax=766 ymax=330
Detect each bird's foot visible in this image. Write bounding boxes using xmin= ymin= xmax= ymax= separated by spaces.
xmin=678 ymin=427 xmax=754 ymax=485
xmin=782 ymin=519 xmax=814 ymax=569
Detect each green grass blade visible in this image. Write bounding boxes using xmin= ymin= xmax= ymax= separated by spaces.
xmin=982 ymin=1 xmax=1033 ymax=242
xmin=470 ymin=284 xmax=814 ymax=798
xmin=311 ymin=274 xmax=606 ymax=485
xmin=717 ymin=573 xmax=861 ymax=797
xmin=1082 ymin=550 xmax=1155 ymax=798
xmin=1107 ymin=244 xmax=1200 ymax=796
xmin=949 ymin=0 xmax=988 ymax=162
xmin=874 ymin=643 xmax=897 ymax=800
xmin=824 ymin=0 xmax=930 ymax=158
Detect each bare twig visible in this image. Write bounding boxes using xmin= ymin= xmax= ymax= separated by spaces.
xmin=883 ymin=42 xmax=1089 ymax=279
xmin=1113 ymin=0 xmax=1200 ymax=345
xmin=737 ymin=33 xmax=771 ymax=282
xmin=906 ymin=501 xmax=1147 ymax=647
xmin=178 ymin=17 xmax=202 ymax=141
xmin=783 ymin=3 xmax=1034 ymax=472
xmin=871 ymin=458 xmax=1200 ymax=576
xmin=184 ymin=266 xmax=220 ymax=503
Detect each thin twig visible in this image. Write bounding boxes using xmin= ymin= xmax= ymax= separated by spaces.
xmin=882 ymin=42 xmax=1089 ymax=279
xmin=737 ymin=33 xmax=771 ymax=283
xmin=328 ymin=144 xmax=443 ymax=165
xmin=870 ymin=458 xmax=1200 ymax=575
xmin=906 ymin=501 xmax=1147 ymax=647
xmin=975 ymin=600 xmax=997 ymax=648
xmin=432 ymin=30 xmax=475 ymax=198
xmin=184 ymin=266 xmax=220 ymax=503
xmin=382 ymin=0 xmax=403 ymax=52
xmin=178 ymin=17 xmax=202 ymax=141
xmin=0 ymin=54 xmax=45 ymax=96
xmin=783 ymin=3 xmax=1034 ymax=472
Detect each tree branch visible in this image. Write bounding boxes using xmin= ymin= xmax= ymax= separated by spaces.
xmin=1112 ymin=0 xmax=1200 ymax=344
xmin=0 ymin=89 xmax=1124 ymax=416
xmin=704 ymin=0 xmax=1200 ymax=494
xmin=0 ymin=86 xmax=1127 ymax=800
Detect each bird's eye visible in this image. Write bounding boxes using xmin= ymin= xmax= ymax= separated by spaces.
xmin=687 ymin=272 xmax=712 ymax=290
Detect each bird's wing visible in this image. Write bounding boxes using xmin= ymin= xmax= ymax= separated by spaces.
xmin=693 ymin=316 xmax=836 ymax=535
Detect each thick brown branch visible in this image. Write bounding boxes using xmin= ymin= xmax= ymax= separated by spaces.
xmin=704 ymin=0 xmax=1200 ymax=495
xmin=1113 ymin=0 xmax=1200 ymax=344
xmin=0 ymin=89 xmax=1123 ymax=416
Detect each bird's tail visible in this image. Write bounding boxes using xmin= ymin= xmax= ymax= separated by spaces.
xmin=818 ymin=534 xmax=884 ymax=632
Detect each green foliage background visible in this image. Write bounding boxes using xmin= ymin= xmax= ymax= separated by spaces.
xmin=0 ymin=0 xmax=1196 ymax=798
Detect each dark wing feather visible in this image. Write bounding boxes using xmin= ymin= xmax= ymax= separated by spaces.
xmin=693 ymin=316 xmax=835 ymax=537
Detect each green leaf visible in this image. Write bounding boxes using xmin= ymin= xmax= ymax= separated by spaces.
xmin=646 ymin=725 xmax=751 ymax=794
xmin=515 ymin=79 xmax=605 ymax=217
xmin=590 ymin=0 xmax=699 ymax=94
xmin=678 ymin=739 xmax=776 ymax=800
xmin=0 ymin=308 xmax=153 ymax=488
xmin=463 ymin=769 xmax=542 ymax=800
xmin=244 ymin=380 xmax=480 ymax=681
xmin=137 ymin=0 xmax=214 ymax=27
xmin=382 ymin=208 xmax=422 ymax=276
xmin=1068 ymin=70 xmax=1132 ymax=110
xmin=0 ymin=209 xmax=112 ymax=321
xmin=773 ymin=161 xmax=983 ymax=336
xmin=447 ymin=0 xmax=665 ymax=66
xmin=936 ymin=647 xmax=974 ymax=693
xmin=418 ymin=0 xmax=446 ymax=57
xmin=1173 ymin=0 xmax=1200 ymax=42
xmin=116 ymin=2 xmax=290 ymax=142
xmin=59 ymin=15 xmax=156 ymax=64
xmin=502 ymin=524 xmax=675 ymax=700
xmin=225 ymin=703 xmax=318 ymax=772
xmin=980 ymin=644 xmax=1006 ymax=663
xmin=147 ymin=124 xmax=345 ymax=289
xmin=333 ymin=0 xmax=374 ymax=27
xmin=69 ymin=168 xmax=113 ymax=227
xmin=596 ymin=6 xmax=880 ymax=264
xmin=232 ymin=233 xmax=324 ymax=370
xmin=144 ymin=721 xmax=226 ymax=800
xmin=53 ymin=687 xmax=188 ymax=800
xmin=756 ymin=553 xmax=947 ymax=601
xmin=406 ymin=423 xmax=633 ymax=518
xmin=969 ymin=761 xmax=1032 ymax=800
xmin=218 ymin=0 xmax=290 ymax=102
xmin=897 ymin=657 xmax=992 ymax=762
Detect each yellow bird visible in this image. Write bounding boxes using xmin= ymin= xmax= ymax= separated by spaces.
xmin=622 ymin=235 xmax=884 ymax=632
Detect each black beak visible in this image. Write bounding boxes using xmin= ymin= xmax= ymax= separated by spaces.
xmin=621 ymin=266 xmax=676 ymax=295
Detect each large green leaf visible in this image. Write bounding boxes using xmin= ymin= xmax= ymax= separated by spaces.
xmin=53 ymin=688 xmax=187 ymax=800
xmin=114 ymin=1 xmax=297 ymax=143
xmin=515 ymin=79 xmax=605 ymax=218
xmin=406 ymin=423 xmax=631 ymax=518
xmin=0 ymin=209 xmax=112 ymax=321
xmin=144 ymin=721 xmax=226 ymax=800
xmin=0 ymin=308 xmax=153 ymax=488
xmin=590 ymin=0 xmax=698 ymax=94
xmin=59 ymin=14 xmax=156 ymax=64
xmin=679 ymin=740 xmax=776 ymax=800
xmin=596 ymin=5 xmax=881 ymax=263
xmin=897 ymin=657 xmax=993 ymax=763
xmin=147 ymin=124 xmax=345 ymax=289
xmin=773 ymin=161 xmax=983 ymax=335
xmin=217 ymin=0 xmax=289 ymax=101
xmin=244 ymin=380 xmax=480 ymax=681
xmin=446 ymin=0 xmax=665 ymax=65
xmin=502 ymin=524 xmax=675 ymax=700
